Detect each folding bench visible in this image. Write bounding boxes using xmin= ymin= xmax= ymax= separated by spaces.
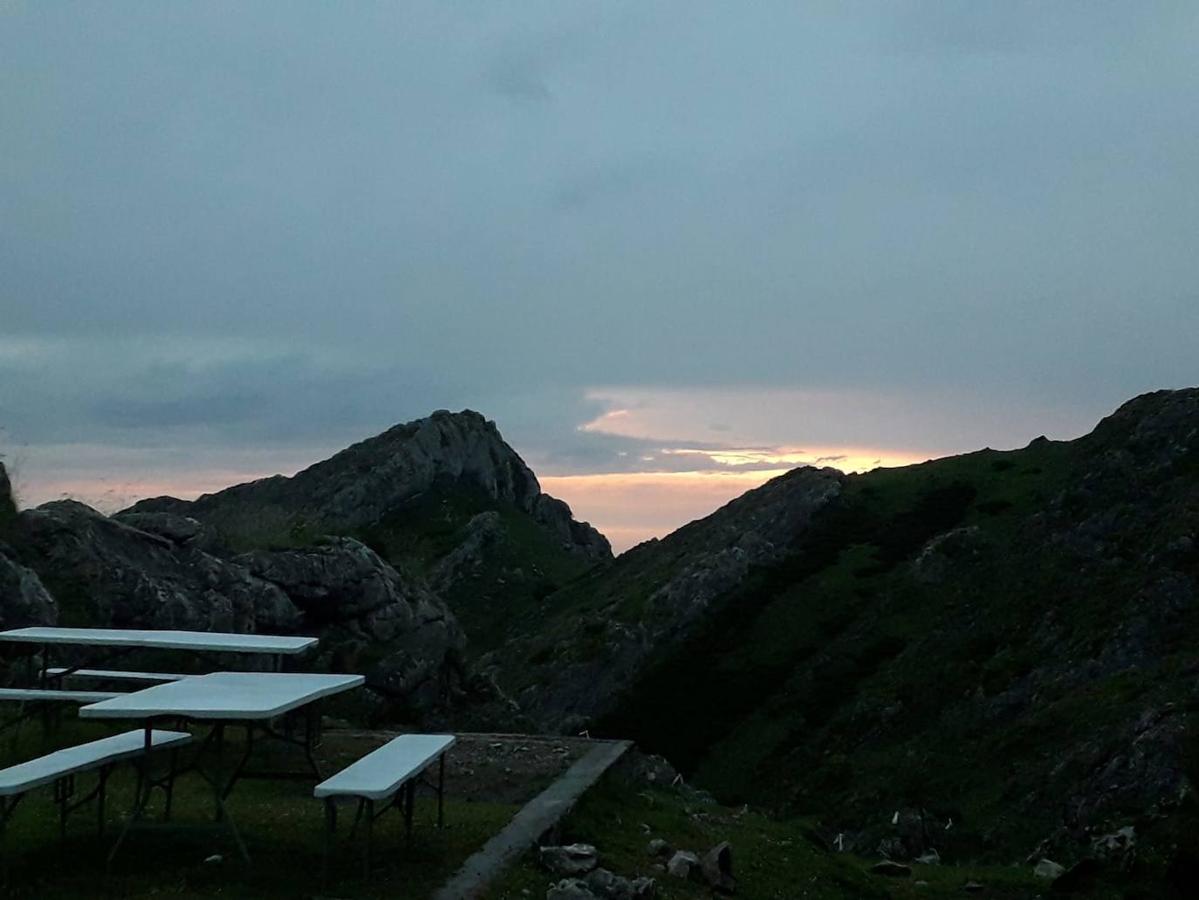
xmin=0 ymin=729 xmax=192 ymax=863
xmin=314 ymin=733 xmax=455 ymax=877
xmin=43 ymin=668 xmax=188 ymax=685
xmin=0 ymin=688 xmax=123 ymax=737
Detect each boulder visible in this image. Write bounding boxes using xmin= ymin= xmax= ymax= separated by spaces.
xmin=1090 ymin=825 xmax=1136 ymax=870
xmin=871 ymin=860 xmax=912 ymax=877
xmin=547 ymin=880 xmax=598 ymax=900
xmin=700 ymin=841 xmax=735 ymax=893
xmin=666 ymin=851 xmax=700 ymax=880
xmin=584 ymin=868 xmax=655 ymax=899
xmin=915 ymin=849 xmax=941 ymax=866
xmin=540 ymin=844 xmax=599 ymax=876
xmin=1033 ymin=858 xmax=1065 ymax=879
xmin=646 ymin=838 xmax=671 ymax=858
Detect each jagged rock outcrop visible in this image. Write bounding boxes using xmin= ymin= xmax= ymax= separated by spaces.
xmin=0 ymin=544 xmax=56 ymax=632
xmin=0 ymin=461 xmax=15 ymax=524
xmin=111 ymin=510 xmax=211 ymax=548
xmin=506 ymin=466 xmax=845 ymax=729
xmin=3 ymin=500 xmax=469 ymax=717
xmin=236 ymin=537 xmax=466 ymax=710
xmin=126 ymin=409 xmax=610 ymax=560
xmin=429 ymin=510 xmax=505 ymax=595
xmin=10 ymin=500 xmax=299 ymax=633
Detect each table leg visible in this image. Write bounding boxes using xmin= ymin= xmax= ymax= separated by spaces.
xmin=222 ymin=724 xmax=256 ymax=800
xmin=106 ymin=726 xmax=154 ymax=869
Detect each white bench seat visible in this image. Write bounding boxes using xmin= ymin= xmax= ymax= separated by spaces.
xmin=0 ymin=688 xmax=122 ymax=704
xmin=0 ymin=729 xmax=193 ymax=796
xmin=315 ymin=734 xmax=455 ymax=801
xmin=315 ymin=734 xmax=455 ymax=879
xmin=44 ymin=668 xmax=189 ymax=684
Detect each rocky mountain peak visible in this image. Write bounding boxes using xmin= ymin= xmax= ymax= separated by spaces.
xmin=0 ymin=461 xmax=15 ymax=523
xmin=126 ymin=409 xmax=611 ymax=560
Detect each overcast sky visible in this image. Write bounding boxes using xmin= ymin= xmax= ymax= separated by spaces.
xmin=2 ymin=2 xmax=1197 ymax=551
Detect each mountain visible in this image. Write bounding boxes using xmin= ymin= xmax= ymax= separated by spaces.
xmin=125 ymin=409 xmax=611 ymax=653
xmin=125 ymin=409 xmax=609 ymax=560
xmin=0 ymin=411 xmax=611 ymax=720
xmin=490 ymin=388 xmax=1199 ymax=878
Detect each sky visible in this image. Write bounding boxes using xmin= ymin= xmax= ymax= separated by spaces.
xmin=2 ymin=2 xmax=1197 ymax=553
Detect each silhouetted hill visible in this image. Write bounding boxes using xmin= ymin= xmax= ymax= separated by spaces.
xmin=488 ymin=388 xmax=1199 ymax=884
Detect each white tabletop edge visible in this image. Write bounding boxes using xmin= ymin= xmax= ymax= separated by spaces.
xmin=0 ymin=627 xmax=318 ymax=654
xmin=78 ymin=672 xmax=365 ymax=721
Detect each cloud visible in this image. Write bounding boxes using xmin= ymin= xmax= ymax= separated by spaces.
xmin=2 ymin=2 xmax=1196 ymax=544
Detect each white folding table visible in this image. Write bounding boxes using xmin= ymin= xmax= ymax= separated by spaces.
xmin=0 ymin=626 xmax=318 ymax=680
xmin=79 ymin=672 xmax=364 ymax=863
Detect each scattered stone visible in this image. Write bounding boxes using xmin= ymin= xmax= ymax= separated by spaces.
xmin=700 ymin=841 xmax=735 ymax=893
xmin=871 ymin=860 xmax=912 ymax=877
xmin=1090 ymin=825 xmax=1136 ymax=870
xmin=1034 ymin=858 xmax=1065 ymax=879
xmin=647 ymin=838 xmax=671 ymax=858
xmin=666 ymin=850 xmax=700 ymax=880
xmin=914 ymin=880 xmax=929 ymax=889
xmin=915 ymin=849 xmax=941 ymax=865
xmin=962 ymin=881 xmax=984 ymax=893
xmin=540 ymin=844 xmax=599 ymax=876
xmin=584 ymin=868 xmax=656 ymax=899
xmin=204 ymin=854 xmax=223 ymax=864
xmin=547 ymin=879 xmax=597 ymax=900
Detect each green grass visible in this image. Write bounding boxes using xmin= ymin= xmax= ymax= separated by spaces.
xmin=485 ymin=776 xmax=1049 ymax=900
xmin=0 ymin=721 xmax=519 ymax=899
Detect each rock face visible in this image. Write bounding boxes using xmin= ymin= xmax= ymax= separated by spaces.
xmin=0 ymin=461 xmax=15 ymax=524
xmin=0 ymin=544 xmax=56 ymax=632
xmin=11 ymin=500 xmax=298 ymax=633
xmin=126 ymin=410 xmax=610 ymax=560
xmin=236 ymin=537 xmax=465 ymax=710
xmin=4 ymin=501 xmax=464 ymax=717
xmin=503 ymin=466 xmax=845 ymax=729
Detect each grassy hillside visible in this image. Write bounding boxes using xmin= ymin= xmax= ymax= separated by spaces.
xmin=354 ymin=485 xmax=597 ymax=654
xmin=498 ymin=390 xmax=1199 ymax=881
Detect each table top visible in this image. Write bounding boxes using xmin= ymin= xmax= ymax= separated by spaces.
xmin=79 ymin=672 xmax=365 ymax=721
xmin=0 ymin=627 xmax=318 ymax=655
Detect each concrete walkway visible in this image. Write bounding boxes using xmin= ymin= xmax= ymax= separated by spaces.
xmin=433 ymin=739 xmax=633 ymax=900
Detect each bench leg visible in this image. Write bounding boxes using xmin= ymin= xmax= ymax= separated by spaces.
xmin=404 ymin=781 xmax=415 ymax=844
xmin=97 ymin=766 xmax=110 ymax=837
xmin=222 ymin=724 xmax=255 ymax=801
xmin=349 ymin=797 xmax=366 ymax=839
xmin=437 ymin=754 xmax=446 ymax=829
xmin=163 ymin=747 xmax=179 ymax=822
xmin=363 ymin=798 xmax=374 ymax=880
xmin=107 ymin=765 xmax=151 ymax=869
xmin=322 ymin=798 xmax=337 ymax=885
xmin=54 ymin=774 xmax=76 ymax=842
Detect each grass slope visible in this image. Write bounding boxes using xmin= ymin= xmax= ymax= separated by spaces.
xmin=529 ymin=399 xmax=1199 ymax=883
